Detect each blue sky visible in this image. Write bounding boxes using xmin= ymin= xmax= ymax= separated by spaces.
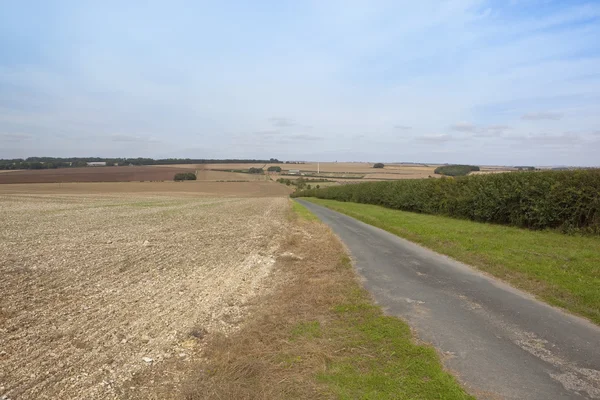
xmin=1 ymin=0 xmax=599 ymax=165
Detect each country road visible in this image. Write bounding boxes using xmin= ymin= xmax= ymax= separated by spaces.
xmin=296 ymin=199 xmax=600 ymax=400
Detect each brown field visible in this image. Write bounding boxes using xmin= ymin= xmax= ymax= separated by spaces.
xmin=0 ymin=166 xmax=198 ymax=184
xmin=194 ymin=169 xmax=267 ymax=181
xmin=0 ymin=163 xmax=520 ymax=186
xmin=0 ymin=181 xmax=292 ymax=196
xmin=153 ymin=162 xmax=439 ymax=176
xmin=0 ymin=181 xmax=292 ymax=399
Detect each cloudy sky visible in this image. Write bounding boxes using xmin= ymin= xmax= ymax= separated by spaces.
xmin=1 ymin=1 xmax=599 ymax=165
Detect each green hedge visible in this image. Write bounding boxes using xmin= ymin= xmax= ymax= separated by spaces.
xmin=434 ymin=165 xmax=480 ymax=176
xmin=292 ymin=170 xmax=600 ymax=234
xmin=174 ymin=172 xmax=197 ymax=181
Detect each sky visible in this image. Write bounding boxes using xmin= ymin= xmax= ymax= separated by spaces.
xmin=0 ymin=0 xmax=599 ymax=165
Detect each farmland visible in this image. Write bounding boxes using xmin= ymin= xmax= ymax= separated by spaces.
xmin=0 ymin=179 xmax=472 ymax=399
xmin=0 ymin=162 xmax=521 ymax=187
xmin=0 ymin=182 xmax=290 ymax=399
xmin=0 ymin=166 xmax=197 ymax=184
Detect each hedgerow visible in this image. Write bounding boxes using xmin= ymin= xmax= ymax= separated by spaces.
xmin=292 ymin=170 xmax=600 ymax=234
xmin=434 ymin=165 xmax=480 ymax=176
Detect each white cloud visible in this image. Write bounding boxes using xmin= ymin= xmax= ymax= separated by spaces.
xmin=0 ymin=1 xmax=599 ymax=165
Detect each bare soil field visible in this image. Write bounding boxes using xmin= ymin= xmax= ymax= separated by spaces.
xmin=0 ymin=166 xmax=197 ymax=184
xmin=0 ymin=181 xmax=292 ymax=196
xmin=0 ymin=184 xmax=291 ymax=399
xmin=193 ymin=169 xmax=267 ymax=181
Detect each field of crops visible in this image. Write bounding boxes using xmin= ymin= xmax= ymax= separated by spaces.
xmin=0 ymin=183 xmax=290 ymax=399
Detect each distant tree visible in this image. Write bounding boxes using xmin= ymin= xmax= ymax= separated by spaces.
xmin=373 ymin=163 xmax=385 ymax=168
xmin=267 ymin=166 xmax=282 ymax=172
xmin=174 ymin=172 xmax=197 ymax=181
xmin=316 ymin=184 xmax=320 ymax=189
xmin=248 ymin=167 xmax=264 ymax=174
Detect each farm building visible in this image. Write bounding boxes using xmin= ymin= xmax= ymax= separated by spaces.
xmin=288 ymin=169 xmax=300 ymax=175
xmin=87 ymin=162 xmax=107 ymax=167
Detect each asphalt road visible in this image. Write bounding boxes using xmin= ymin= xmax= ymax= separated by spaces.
xmin=296 ymin=199 xmax=600 ymax=400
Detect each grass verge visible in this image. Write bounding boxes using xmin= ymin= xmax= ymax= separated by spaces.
xmin=303 ymin=198 xmax=600 ymax=325
xmin=182 ymin=201 xmax=472 ymax=399
xmin=290 ymin=199 xmax=319 ymax=222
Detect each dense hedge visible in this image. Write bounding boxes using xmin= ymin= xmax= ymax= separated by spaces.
xmin=292 ymin=170 xmax=600 ymax=234
xmin=434 ymin=165 xmax=480 ymax=176
xmin=174 ymin=172 xmax=197 ymax=181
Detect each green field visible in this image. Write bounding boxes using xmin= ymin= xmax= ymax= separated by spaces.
xmin=302 ymin=198 xmax=600 ymax=325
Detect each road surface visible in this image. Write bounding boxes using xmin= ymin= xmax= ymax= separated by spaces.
xmin=296 ymin=199 xmax=600 ymax=400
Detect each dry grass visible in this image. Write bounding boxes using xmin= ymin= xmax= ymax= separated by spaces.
xmin=179 ymin=202 xmax=471 ymax=400
xmin=179 ymin=211 xmax=349 ymax=399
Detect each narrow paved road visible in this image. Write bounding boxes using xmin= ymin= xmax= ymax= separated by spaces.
xmin=297 ymin=199 xmax=600 ymax=400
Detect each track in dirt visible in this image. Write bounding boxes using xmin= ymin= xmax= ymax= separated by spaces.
xmin=0 ymin=191 xmax=290 ymax=400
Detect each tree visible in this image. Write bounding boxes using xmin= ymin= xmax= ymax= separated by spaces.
xmin=174 ymin=172 xmax=197 ymax=181
xmin=373 ymin=163 xmax=384 ymax=168
xmin=248 ymin=167 xmax=264 ymax=174
xmin=267 ymin=166 xmax=282 ymax=172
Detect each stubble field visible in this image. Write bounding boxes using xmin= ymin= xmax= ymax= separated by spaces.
xmin=0 ymin=183 xmax=290 ymax=399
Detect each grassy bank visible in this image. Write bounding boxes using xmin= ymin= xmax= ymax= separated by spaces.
xmin=183 ymin=201 xmax=472 ymax=399
xmin=303 ymin=198 xmax=600 ymax=325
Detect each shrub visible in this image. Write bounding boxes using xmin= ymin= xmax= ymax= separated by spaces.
xmin=373 ymin=163 xmax=385 ymax=168
xmin=434 ymin=165 xmax=480 ymax=176
xmin=174 ymin=172 xmax=197 ymax=181
xmin=292 ymin=170 xmax=600 ymax=234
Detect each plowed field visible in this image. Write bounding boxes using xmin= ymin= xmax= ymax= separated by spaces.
xmin=0 ymin=190 xmax=290 ymax=399
xmin=0 ymin=166 xmax=197 ymax=184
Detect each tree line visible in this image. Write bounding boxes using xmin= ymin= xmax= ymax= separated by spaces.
xmin=0 ymin=157 xmax=281 ymax=170
xmin=292 ymin=169 xmax=600 ymax=234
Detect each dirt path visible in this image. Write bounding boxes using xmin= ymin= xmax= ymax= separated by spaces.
xmin=0 ymin=193 xmax=289 ymax=399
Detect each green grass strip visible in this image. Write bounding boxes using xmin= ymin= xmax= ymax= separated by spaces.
xmin=304 ymin=198 xmax=600 ymax=325
xmin=290 ymin=200 xmax=320 ymax=221
xmin=317 ymin=283 xmax=473 ymax=399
